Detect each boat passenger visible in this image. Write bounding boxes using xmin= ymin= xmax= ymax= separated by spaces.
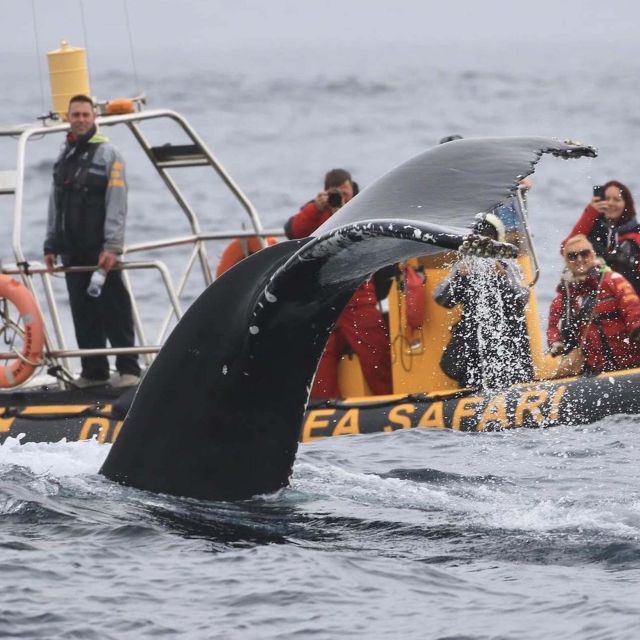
xmin=216 ymin=236 xmax=277 ymax=278
xmin=44 ymin=94 xmax=140 ymax=388
xmin=434 ymin=213 xmax=532 ymax=388
xmin=547 ymin=234 xmax=640 ymax=375
xmin=564 ymin=181 xmax=640 ymax=293
xmin=284 ymin=168 xmax=392 ymax=399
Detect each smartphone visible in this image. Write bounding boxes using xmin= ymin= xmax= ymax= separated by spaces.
xmin=593 ymin=185 xmax=605 ymax=199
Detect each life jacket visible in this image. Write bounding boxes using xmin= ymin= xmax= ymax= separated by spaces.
xmin=53 ymin=127 xmax=109 ymax=256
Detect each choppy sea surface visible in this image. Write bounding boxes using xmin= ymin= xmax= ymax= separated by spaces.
xmin=1 ymin=41 xmax=640 ymax=638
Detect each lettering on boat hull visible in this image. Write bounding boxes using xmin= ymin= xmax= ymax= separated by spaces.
xmin=300 ymin=371 xmax=640 ymax=442
xmin=302 ymin=385 xmax=570 ymax=441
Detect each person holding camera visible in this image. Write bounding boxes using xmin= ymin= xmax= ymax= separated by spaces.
xmin=563 ymin=181 xmax=640 ymax=293
xmin=284 ymin=168 xmax=356 ymax=239
xmin=284 ymin=168 xmax=392 ymax=399
xmin=547 ymin=235 xmax=640 ymax=375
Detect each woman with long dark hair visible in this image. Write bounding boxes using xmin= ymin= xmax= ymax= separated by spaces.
xmin=564 ymin=180 xmax=640 ymax=292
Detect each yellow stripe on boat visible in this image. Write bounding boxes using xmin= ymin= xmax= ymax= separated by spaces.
xmin=21 ymin=405 xmax=92 ymax=415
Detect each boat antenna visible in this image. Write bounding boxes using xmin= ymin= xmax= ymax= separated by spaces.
xmin=30 ymin=0 xmax=47 ymax=114
xmin=123 ymin=0 xmax=142 ymax=96
xmin=78 ymin=0 xmax=94 ymax=83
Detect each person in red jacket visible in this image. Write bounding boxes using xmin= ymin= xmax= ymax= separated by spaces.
xmin=564 ymin=180 xmax=640 ymax=293
xmin=284 ymin=168 xmax=392 ymax=399
xmin=547 ymin=235 xmax=640 ymax=374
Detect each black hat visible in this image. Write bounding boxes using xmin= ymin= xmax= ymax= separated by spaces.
xmin=473 ymin=213 xmax=505 ymax=242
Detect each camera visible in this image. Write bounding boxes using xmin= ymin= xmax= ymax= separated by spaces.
xmin=327 ymin=190 xmax=343 ymax=208
xmin=593 ymin=185 xmax=605 ymax=199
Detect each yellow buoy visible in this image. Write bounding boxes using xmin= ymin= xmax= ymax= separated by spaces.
xmin=47 ymin=40 xmax=91 ymax=120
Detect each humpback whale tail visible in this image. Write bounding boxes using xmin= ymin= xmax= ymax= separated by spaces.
xmin=100 ymin=137 xmax=596 ymax=501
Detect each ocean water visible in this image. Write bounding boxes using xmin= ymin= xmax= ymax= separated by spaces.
xmin=1 ymin=39 xmax=640 ymax=639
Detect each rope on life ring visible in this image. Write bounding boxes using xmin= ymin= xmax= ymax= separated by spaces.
xmin=0 ymin=275 xmax=45 ymax=388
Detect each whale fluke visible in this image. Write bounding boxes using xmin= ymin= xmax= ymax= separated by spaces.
xmin=99 ymin=137 xmax=595 ymax=500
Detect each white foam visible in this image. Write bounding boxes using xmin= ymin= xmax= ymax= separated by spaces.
xmin=0 ymin=436 xmax=109 ymax=478
xmin=292 ymin=446 xmax=640 ymax=540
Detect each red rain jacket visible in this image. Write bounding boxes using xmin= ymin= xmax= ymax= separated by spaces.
xmin=285 ymin=200 xmax=391 ymax=398
xmin=285 ymin=201 xmax=377 ymax=306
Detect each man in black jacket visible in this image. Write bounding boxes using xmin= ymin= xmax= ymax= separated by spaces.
xmin=44 ymin=95 xmax=140 ymax=388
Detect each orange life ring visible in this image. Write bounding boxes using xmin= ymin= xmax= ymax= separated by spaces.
xmin=0 ymin=275 xmax=45 ymax=388
xmin=216 ymin=236 xmax=277 ymax=277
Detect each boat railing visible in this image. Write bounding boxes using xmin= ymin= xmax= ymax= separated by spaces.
xmin=0 ymin=234 xmax=285 ymax=385
xmin=0 ymin=108 xmax=284 ymax=387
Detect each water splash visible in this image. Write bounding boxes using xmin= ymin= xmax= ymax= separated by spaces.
xmin=449 ymin=256 xmax=532 ymax=390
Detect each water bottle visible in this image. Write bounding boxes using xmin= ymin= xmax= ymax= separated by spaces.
xmin=87 ymin=268 xmax=107 ymax=298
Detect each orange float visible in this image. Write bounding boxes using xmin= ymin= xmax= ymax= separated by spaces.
xmin=403 ymin=264 xmax=426 ymax=331
xmin=105 ymin=98 xmax=136 ymax=115
xmin=216 ymin=236 xmax=277 ymax=277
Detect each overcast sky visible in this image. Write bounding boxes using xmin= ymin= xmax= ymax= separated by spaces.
xmin=1 ymin=0 xmax=637 ymax=57
xmin=1 ymin=0 xmax=637 ymax=108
